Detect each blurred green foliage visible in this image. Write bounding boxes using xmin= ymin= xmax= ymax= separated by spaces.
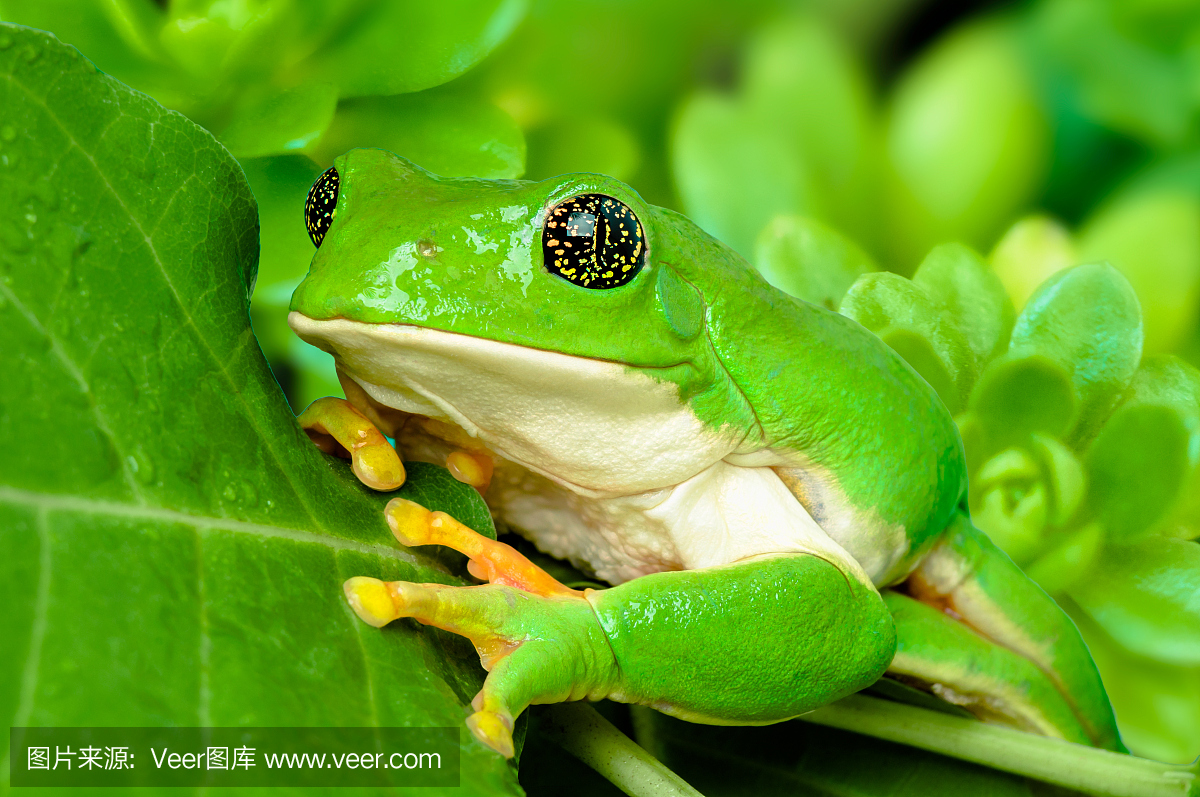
xmin=837 ymin=254 xmax=1200 ymax=763
xmin=6 ymin=0 xmax=1200 ymax=772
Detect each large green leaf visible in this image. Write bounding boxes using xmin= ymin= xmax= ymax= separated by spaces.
xmin=0 ymin=25 xmax=520 ymax=795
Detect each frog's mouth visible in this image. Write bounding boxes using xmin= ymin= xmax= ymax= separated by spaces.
xmin=288 ymin=313 xmax=739 ymax=497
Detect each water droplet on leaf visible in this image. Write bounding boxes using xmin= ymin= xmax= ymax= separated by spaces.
xmin=222 ymin=479 xmax=259 ymax=507
xmin=127 ymin=448 xmax=155 ymax=484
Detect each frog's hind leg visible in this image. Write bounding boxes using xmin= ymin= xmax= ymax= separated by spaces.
xmin=384 ymin=497 xmax=580 ymax=598
xmin=890 ymin=511 xmax=1124 ymax=751
xmin=883 ymin=591 xmax=1095 ymax=743
xmin=345 ymin=554 xmax=898 ymax=760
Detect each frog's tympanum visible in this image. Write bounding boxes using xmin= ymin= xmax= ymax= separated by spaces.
xmin=288 ymin=149 xmax=1123 ymax=758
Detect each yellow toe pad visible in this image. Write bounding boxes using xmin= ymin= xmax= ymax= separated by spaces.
xmin=466 ymin=710 xmax=515 ymax=758
xmin=385 ymin=498 xmax=434 ymax=547
xmin=343 ymin=577 xmax=398 ymax=628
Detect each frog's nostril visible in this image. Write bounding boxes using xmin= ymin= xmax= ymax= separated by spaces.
xmin=305 ymin=167 xmax=339 ymax=247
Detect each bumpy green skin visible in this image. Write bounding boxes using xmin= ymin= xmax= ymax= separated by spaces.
xmin=293 ymin=149 xmax=964 ymax=569
xmin=653 ymin=207 xmax=965 ymax=569
xmin=292 ymin=149 xmax=1117 ymax=745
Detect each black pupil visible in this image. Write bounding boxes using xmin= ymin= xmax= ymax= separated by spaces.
xmin=305 ymin=167 xmax=339 ymax=247
xmin=543 ymin=194 xmax=645 ymax=289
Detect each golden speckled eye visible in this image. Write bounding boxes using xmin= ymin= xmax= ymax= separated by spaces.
xmin=305 ymin=167 xmax=339 ymax=247
xmin=542 ymin=194 xmax=645 ymax=289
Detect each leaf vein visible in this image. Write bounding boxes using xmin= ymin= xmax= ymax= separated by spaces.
xmin=196 ymin=529 xmax=212 ymax=727
xmin=3 ymin=71 xmax=324 ymax=532
xmin=13 ymin=506 xmax=52 ymax=728
xmin=0 ymin=485 xmax=436 ymax=571
xmin=0 ymin=279 xmax=145 ymax=502
xmin=347 ymin=595 xmax=384 ymax=731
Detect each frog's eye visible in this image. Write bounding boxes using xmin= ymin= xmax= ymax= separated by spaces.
xmin=305 ymin=167 xmax=339 ymax=247
xmin=542 ymin=193 xmax=645 ymax=289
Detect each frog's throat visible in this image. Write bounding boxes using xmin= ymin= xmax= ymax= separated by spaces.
xmin=288 ymin=313 xmax=743 ymax=498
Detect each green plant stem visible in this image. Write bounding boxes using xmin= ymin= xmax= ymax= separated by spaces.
xmin=541 ymin=703 xmax=705 ymax=797
xmin=800 ymin=694 xmax=1199 ymax=797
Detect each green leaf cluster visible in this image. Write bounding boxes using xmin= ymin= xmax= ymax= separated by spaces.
xmin=670 ymin=4 xmax=1200 ymax=360
xmin=671 ymin=13 xmax=1048 ymax=271
xmin=0 ymin=0 xmax=527 ymax=142
xmin=831 ymin=242 xmax=1200 ymax=764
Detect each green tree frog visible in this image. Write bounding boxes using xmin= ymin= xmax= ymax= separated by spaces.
xmin=288 ymin=148 xmax=1124 ymax=759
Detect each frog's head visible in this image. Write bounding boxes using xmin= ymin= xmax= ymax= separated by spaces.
xmin=289 ymin=149 xmax=762 ymax=495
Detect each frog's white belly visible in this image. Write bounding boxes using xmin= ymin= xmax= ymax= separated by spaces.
xmin=489 ymin=456 xmax=872 ymax=588
xmin=289 ymin=313 xmax=892 ymax=589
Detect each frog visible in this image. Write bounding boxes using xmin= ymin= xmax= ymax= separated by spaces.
xmin=287 ymin=147 xmax=1125 ymax=760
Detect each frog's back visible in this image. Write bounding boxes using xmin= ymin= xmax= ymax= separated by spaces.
xmin=650 ymin=207 xmax=966 ymax=585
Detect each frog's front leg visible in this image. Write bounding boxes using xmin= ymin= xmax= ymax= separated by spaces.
xmin=297 ymin=397 xmax=405 ymax=490
xmin=346 ymin=551 xmax=896 ymax=758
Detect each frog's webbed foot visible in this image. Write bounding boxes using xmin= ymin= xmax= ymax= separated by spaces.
xmin=297 ymin=397 xmax=405 ymax=490
xmin=343 ymin=576 xmax=610 ymax=758
xmin=346 ymin=497 xmax=589 ymax=757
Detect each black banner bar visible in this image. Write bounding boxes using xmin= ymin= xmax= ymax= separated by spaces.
xmin=9 ymin=727 xmax=460 ymax=787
